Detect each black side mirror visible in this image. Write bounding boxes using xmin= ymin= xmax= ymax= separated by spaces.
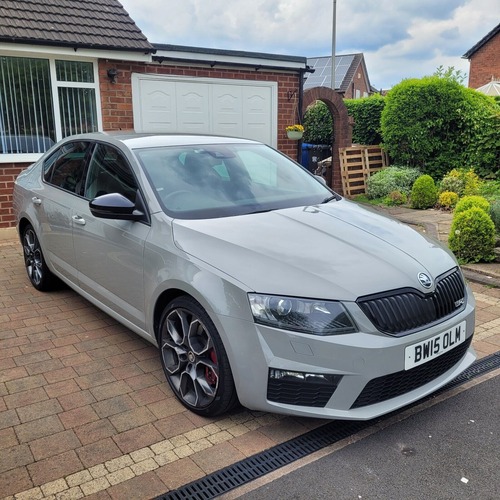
xmin=89 ymin=193 xmax=145 ymax=221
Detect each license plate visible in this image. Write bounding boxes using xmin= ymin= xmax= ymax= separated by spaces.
xmin=405 ymin=321 xmax=467 ymax=370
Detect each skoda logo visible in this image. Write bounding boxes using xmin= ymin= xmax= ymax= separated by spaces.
xmin=418 ymin=272 xmax=433 ymax=289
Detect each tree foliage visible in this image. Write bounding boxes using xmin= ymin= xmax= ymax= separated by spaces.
xmin=303 ymin=101 xmax=333 ymax=144
xmin=345 ymin=94 xmax=385 ymax=145
xmin=381 ymin=76 xmax=500 ymax=180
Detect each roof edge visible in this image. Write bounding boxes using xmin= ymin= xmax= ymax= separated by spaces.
xmin=462 ymin=23 xmax=500 ymax=59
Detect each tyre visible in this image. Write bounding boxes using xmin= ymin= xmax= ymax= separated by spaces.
xmin=159 ymin=296 xmax=238 ymax=416
xmin=21 ymin=224 xmax=56 ymax=291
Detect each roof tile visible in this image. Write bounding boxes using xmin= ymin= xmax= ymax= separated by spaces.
xmin=0 ymin=0 xmax=154 ymax=52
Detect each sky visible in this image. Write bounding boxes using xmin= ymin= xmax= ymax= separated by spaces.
xmin=119 ymin=0 xmax=498 ymax=90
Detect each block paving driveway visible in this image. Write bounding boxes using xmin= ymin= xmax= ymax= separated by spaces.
xmin=1 ymin=233 xmax=499 ymax=499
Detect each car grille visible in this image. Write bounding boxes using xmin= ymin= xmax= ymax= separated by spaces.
xmin=351 ymin=335 xmax=472 ymax=409
xmin=267 ymin=373 xmax=341 ymax=407
xmin=357 ymin=267 xmax=465 ymax=335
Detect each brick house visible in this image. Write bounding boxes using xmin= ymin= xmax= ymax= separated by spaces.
xmin=0 ymin=0 xmax=310 ymax=228
xmin=304 ymin=54 xmax=372 ymax=98
xmin=463 ymin=22 xmax=500 ymax=89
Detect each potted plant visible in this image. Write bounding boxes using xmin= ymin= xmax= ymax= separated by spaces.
xmin=286 ymin=124 xmax=304 ymax=140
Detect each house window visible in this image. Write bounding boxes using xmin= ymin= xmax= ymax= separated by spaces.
xmin=0 ymin=55 xmax=99 ymax=156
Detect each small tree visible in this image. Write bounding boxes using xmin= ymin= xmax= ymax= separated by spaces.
xmin=303 ymin=101 xmax=333 ymax=144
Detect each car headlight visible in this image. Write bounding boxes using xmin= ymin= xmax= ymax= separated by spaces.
xmin=248 ymin=294 xmax=357 ymax=335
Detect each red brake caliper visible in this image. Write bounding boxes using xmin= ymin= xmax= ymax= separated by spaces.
xmin=205 ymin=349 xmax=218 ymax=386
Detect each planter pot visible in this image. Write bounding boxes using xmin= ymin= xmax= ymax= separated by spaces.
xmin=286 ymin=130 xmax=303 ymax=140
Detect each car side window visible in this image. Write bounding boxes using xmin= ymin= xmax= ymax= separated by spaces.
xmin=43 ymin=141 xmax=92 ymax=195
xmin=84 ymin=144 xmax=138 ymax=202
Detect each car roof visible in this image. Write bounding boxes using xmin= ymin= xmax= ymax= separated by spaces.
xmin=66 ymin=132 xmax=260 ymax=149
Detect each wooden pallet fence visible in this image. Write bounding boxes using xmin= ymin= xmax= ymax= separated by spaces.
xmin=339 ymin=145 xmax=388 ymax=196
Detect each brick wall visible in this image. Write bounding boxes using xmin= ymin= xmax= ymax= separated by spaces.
xmin=468 ymin=32 xmax=500 ymax=88
xmin=0 ymin=61 xmax=302 ymax=228
xmin=0 ymin=164 xmax=28 ymax=228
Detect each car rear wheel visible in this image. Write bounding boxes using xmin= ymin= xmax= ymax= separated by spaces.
xmin=22 ymin=224 xmax=56 ymax=291
xmin=159 ymin=296 xmax=238 ymax=416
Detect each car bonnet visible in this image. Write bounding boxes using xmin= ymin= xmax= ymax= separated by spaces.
xmin=171 ymin=199 xmax=458 ymax=301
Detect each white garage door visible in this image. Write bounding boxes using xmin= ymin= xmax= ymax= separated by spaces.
xmin=132 ymin=74 xmax=278 ymax=147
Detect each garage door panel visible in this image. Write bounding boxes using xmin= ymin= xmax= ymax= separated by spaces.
xmin=212 ymin=86 xmax=243 ymax=137
xmin=243 ymin=87 xmax=272 ymax=144
xmin=177 ymin=85 xmax=210 ymax=132
xmin=140 ymin=80 xmax=177 ymax=131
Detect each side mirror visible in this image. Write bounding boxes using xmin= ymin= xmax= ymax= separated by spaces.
xmin=315 ymin=175 xmax=327 ymax=185
xmin=89 ymin=193 xmax=145 ymax=221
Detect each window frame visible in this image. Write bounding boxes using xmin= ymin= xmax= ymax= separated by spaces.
xmin=0 ymin=50 xmax=102 ymax=164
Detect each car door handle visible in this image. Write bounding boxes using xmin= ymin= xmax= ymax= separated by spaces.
xmin=32 ymin=197 xmax=42 ymax=206
xmin=72 ymin=215 xmax=86 ymax=226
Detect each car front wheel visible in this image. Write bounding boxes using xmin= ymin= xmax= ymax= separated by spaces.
xmin=22 ymin=224 xmax=56 ymax=291
xmin=159 ymin=296 xmax=238 ymax=417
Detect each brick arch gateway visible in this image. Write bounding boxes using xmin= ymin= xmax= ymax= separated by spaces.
xmin=302 ymin=87 xmax=352 ymax=193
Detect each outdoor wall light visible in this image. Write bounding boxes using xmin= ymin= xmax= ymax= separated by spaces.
xmin=107 ymin=68 xmax=118 ymax=84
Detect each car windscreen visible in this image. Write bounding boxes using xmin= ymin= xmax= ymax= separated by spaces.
xmin=133 ymin=143 xmax=337 ymax=219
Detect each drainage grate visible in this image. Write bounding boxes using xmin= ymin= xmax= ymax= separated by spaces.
xmin=155 ymin=351 xmax=500 ymax=500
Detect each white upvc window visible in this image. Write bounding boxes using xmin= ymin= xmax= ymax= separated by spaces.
xmin=0 ymin=54 xmax=102 ymax=163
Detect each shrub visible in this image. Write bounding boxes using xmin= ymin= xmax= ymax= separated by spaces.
xmin=344 ymin=94 xmax=385 ymax=145
xmin=381 ymin=76 xmax=500 ymax=179
xmin=439 ymin=171 xmax=464 ymax=195
xmin=438 ymin=191 xmax=459 ymax=210
xmin=454 ymin=195 xmax=490 ymax=216
xmin=410 ymin=175 xmax=438 ymax=209
xmin=448 ymin=207 xmax=496 ymax=263
xmin=303 ymin=101 xmax=333 ymax=145
xmin=489 ymin=199 xmax=500 ymax=232
xmin=440 ymin=168 xmax=482 ymax=196
xmin=384 ymin=191 xmax=407 ymax=206
xmin=366 ymin=166 xmax=421 ymax=199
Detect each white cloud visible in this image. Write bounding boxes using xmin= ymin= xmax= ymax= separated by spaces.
xmin=119 ymin=0 xmax=497 ymax=88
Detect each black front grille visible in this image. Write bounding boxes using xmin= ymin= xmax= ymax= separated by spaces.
xmin=357 ymin=268 xmax=465 ymax=335
xmin=267 ymin=372 xmax=341 ymax=407
xmin=351 ymin=335 xmax=472 ymax=409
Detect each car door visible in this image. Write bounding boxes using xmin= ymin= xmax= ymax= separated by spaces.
xmin=72 ymin=142 xmax=151 ymax=331
xmin=37 ymin=140 xmax=93 ymax=283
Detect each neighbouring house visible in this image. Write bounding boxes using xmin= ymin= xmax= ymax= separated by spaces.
xmin=462 ymin=22 xmax=500 ymax=89
xmin=0 ymin=0 xmax=310 ymax=228
xmin=304 ymin=53 xmax=372 ymax=98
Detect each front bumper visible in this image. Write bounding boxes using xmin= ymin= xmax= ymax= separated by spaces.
xmin=217 ymin=293 xmax=476 ymax=420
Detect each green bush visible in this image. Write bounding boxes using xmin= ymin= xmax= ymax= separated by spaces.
xmin=410 ymin=175 xmax=438 ymax=209
xmin=381 ymin=76 xmax=500 ymax=180
xmin=303 ymin=101 xmax=333 ymax=145
xmin=438 ymin=191 xmax=459 ymax=210
xmin=448 ymin=207 xmax=496 ymax=263
xmin=439 ymin=172 xmax=464 ymax=195
xmin=345 ymin=94 xmax=385 ymax=145
xmin=454 ymin=195 xmax=490 ymax=216
xmin=439 ymin=168 xmax=481 ymax=196
xmin=489 ymin=199 xmax=500 ymax=232
xmin=366 ymin=166 xmax=421 ymax=199
xmin=384 ymin=191 xmax=407 ymax=206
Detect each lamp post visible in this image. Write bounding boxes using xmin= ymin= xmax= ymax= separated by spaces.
xmin=331 ymin=0 xmax=337 ymax=90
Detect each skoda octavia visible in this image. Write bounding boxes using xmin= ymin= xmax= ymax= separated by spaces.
xmin=14 ymin=133 xmax=476 ymax=419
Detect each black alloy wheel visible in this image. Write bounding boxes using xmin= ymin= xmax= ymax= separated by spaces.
xmin=22 ymin=224 xmax=55 ymax=291
xmin=159 ymin=296 xmax=238 ymax=416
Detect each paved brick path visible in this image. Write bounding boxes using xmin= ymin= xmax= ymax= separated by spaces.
xmin=1 ymin=232 xmax=499 ymax=499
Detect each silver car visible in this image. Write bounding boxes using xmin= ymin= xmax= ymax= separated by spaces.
xmin=14 ymin=132 xmax=476 ymax=419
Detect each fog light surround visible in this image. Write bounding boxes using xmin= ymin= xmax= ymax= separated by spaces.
xmin=267 ymin=368 xmax=342 ymax=407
